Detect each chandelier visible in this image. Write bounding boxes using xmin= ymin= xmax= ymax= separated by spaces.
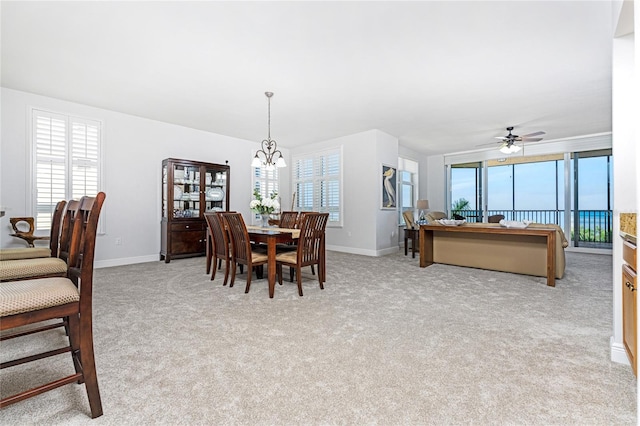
xmin=251 ymin=92 xmax=286 ymax=170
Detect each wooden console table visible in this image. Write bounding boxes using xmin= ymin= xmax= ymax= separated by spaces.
xmin=419 ymin=225 xmax=557 ymax=287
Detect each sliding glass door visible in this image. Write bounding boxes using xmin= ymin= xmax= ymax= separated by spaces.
xmin=448 ymin=149 xmax=612 ymax=249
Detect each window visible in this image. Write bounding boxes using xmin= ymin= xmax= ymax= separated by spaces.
xmin=252 ymin=163 xmax=279 ymax=221
xmin=32 ymin=109 xmax=102 ymax=231
xmin=398 ymin=158 xmax=418 ymax=225
xmin=292 ymin=148 xmax=342 ymax=226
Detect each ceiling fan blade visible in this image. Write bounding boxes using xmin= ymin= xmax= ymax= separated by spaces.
xmin=495 ymin=136 xmax=508 ymax=140
xmin=521 ymin=137 xmax=543 ymax=142
xmin=521 ymin=131 xmax=545 ymax=138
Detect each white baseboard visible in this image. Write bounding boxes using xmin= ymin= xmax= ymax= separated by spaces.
xmin=610 ymin=337 xmax=631 ymax=365
xmin=326 ymin=244 xmax=401 ymax=257
xmin=95 ymin=254 xmax=159 ymax=269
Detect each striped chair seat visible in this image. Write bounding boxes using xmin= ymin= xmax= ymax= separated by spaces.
xmin=0 ymin=277 xmax=79 ymax=317
xmin=0 ymin=257 xmax=67 ymax=282
xmin=0 ymin=247 xmax=51 ymax=261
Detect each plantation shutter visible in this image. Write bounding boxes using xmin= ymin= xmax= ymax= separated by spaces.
xmin=34 ymin=112 xmax=67 ymax=231
xmin=32 ymin=109 xmax=102 ymax=232
xmin=293 ymin=148 xmax=342 ymax=225
xmin=252 ymin=163 xmax=279 ymax=221
xmin=71 ymin=119 xmax=100 ymax=199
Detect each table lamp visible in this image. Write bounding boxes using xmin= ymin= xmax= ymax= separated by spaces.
xmin=416 ymin=199 xmax=429 ymax=221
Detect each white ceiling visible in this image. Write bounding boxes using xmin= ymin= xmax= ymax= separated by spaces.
xmin=1 ymin=1 xmax=614 ymax=156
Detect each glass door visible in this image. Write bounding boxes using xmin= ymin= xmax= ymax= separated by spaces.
xmin=204 ymin=166 xmax=227 ymax=214
xmin=172 ymin=163 xmax=201 ymax=219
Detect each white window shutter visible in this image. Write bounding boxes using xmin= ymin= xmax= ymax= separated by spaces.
xmin=34 ymin=112 xmax=67 ymax=231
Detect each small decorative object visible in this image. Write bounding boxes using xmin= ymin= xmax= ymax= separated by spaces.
xmin=381 ymin=164 xmax=397 ymax=210
xmin=438 ymin=219 xmax=466 ymax=226
xmin=250 ymin=188 xmax=280 ymax=227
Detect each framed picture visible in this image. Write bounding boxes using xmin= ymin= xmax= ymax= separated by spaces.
xmin=381 ymin=164 xmax=397 ymax=210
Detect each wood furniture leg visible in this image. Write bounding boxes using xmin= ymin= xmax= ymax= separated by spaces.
xmin=411 ymin=231 xmax=417 ymax=258
xmin=404 ymin=231 xmax=409 ymax=256
xmin=268 ymin=237 xmax=277 ymax=298
xmin=419 ymin=227 xmax=434 ymax=268
xmin=546 ymin=231 xmax=556 ymax=287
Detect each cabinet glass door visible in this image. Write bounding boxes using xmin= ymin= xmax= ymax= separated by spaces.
xmin=162 ymin=163 xmax=168 ymax=219
xmin=204 ymin=166 xmax=227 ymax=214
xmin=172 ymin=163 xmax=201 ymax=219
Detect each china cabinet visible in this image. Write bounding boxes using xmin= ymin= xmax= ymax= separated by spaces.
xmin=161 ymin=158 xmax=230 ymax=262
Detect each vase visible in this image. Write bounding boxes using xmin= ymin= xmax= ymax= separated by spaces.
xmin=261 ymin=214 xmax=270 ymax=228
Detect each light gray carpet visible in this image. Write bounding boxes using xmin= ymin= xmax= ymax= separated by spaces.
xmin=1 ymin=250 xmax=636 ymax=425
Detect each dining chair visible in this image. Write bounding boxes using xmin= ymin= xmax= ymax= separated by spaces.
xmin=0 ymin=201 xmax=81 ymax=282
xmin=0 ymin=200 xmax=67 ymax=261
xmin=204 ymin=212 xmax=232 ymax=285
xmin=276 ymin=212 xmax=328 ymax=296
xmin=0 ymin=192 xmax=106 ymax=418
xmin=278 ymin=211 xmax=299 ymax=229
xmin=221 ymin=212 xmax=268 ymax=293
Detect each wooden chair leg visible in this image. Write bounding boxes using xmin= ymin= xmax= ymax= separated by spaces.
xmin=296 ymin=266 xmax=303 ymax=296
xmin=210 ymin=256 xmax=218 ymax=281
xmin=289 ymin=266 xmax=294 ymax=282
xmin=68 ymin=313 xmax=82 ymax=382
xmin=78 ymin=324 xmax=103 ymax=418
xmin=317 ymin=262 xmax=324 ymax=290
xmin=256 ymin=265 xmax=264 ymax=279
xmin=277 ymin=264 xmax=283 ymax=285
xmin=229 ymin=262 xmax=237 ymax=287
xmin=311 ymin=265 xmax=315 ymax=276
xmin=222 ymin=259 xmax=230 ymax=286
xmin=244 ymin=265 xmax=252 ymax=293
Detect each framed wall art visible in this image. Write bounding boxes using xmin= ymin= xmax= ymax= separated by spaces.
xmin=381 ymin=164 xmax=397 ymax=210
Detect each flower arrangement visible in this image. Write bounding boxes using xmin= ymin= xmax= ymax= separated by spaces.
xmin=250 ymin=189 xmax=280 ymax=215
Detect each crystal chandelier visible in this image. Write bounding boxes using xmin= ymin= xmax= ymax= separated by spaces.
xmin=251 ymin=92 xmax=286 ymax=170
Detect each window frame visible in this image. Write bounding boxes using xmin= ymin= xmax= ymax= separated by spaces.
xmin=398 ymin=158 xmax=419 ymax=226
xmin=29 ymin=107 xmax=104 ymax=233
xmin=292 ymin=147 xmax=343 ymax=227
xmin=251 ymin=157 xmax=280 ymax=223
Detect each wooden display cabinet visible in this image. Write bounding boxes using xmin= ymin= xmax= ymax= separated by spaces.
xmin=160 ymin=158 xmax=230 ymax=262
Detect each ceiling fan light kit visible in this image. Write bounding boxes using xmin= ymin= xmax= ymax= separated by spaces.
xmin=495 ymin=126 xmax=545 ymax=155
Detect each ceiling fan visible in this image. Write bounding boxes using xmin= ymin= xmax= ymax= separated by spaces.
xmin=495 ymin=126 xmax=545 ymax=154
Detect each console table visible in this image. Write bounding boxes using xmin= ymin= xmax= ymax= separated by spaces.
xmin=419 ymin=225 xmax=557 ymax=287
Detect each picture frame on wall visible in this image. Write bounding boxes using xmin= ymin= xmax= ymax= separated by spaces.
xmin=381 ymin=163 xmax=397 ymax=210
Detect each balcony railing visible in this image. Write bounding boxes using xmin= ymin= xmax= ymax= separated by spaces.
xmin=450 ymin=209 xmax=613 ymax=247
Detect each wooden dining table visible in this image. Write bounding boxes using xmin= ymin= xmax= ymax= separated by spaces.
xmin=246 ymin=226 xmax=300 ymax=298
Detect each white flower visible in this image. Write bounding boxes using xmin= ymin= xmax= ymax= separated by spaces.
xmin=249 ymin=200 xmax=261 ymax=209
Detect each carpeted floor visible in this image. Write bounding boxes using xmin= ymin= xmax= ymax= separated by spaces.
xmin=0 ymin=250 xmax=636 ymax=425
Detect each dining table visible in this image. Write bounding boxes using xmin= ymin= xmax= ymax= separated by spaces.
xmin=246 ymin=226 xmax=300 ymax=298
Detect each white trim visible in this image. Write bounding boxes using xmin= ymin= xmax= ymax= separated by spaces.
xmin=610 ymin=337 xmax=631 ymax=366
xmin=326 ymin=244 xmax=399 ymax=257
xmin=95 ymin=254 xmax=159 ymax=269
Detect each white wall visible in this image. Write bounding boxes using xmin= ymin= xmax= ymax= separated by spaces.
xmin=290 ymin=129 xmax=399 ymax=256
xmin=610 ymin=7 xmax=637 ymax=366
xmin=0 ymin=88 xmax=268 ymax=267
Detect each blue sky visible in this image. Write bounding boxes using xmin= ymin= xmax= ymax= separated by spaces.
xmin=452 ymin=156 xmax=611 ymax=211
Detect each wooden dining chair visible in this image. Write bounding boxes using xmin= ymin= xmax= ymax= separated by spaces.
xmin=0 ymin=192 xmax=106 ymax=418
xmin=0 ymin=201 xmax=81 ymax=282
xmin=278 ymin=211 xmax=299 ymax=229
xmin=221 ymin=212 xmax=268 ymax=293
xmin=0 ymin=200 xmax=67 ymax=261
xmin=204 ymin=212 xmax=232 ymax=285
xmin=276 ymin=212 xmax=328 ymax=296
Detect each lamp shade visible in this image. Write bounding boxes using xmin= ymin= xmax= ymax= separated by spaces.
xmin=416 ymin=199 xmax=429 ymax=210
